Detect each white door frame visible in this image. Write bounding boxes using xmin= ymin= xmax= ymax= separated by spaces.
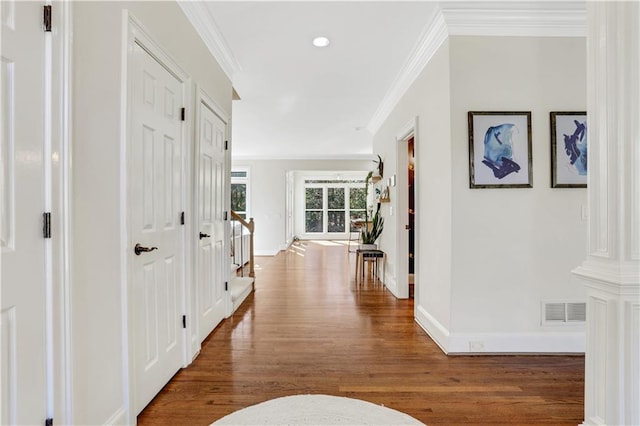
xmin=121 ymin=12 xmax=192 ymax=423
xmin=394 ymin=117 xmax=419 ymax=300
xmin=191 ymin=86 xmax=231 ymax=357
xmin=51 ymin=1 xmax=74 ymax=423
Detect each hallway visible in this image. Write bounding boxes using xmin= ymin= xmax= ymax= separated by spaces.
xmin=138 ymin=241 xmax=584 ymax=425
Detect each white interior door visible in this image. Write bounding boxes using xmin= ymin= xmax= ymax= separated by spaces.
xmin=196 ymin=98 xmax=226 ymax=342
xmin=1 ymin=2 xmax=48 ymax=424
xmin=130 ymin=42 xmax=185 ymax=415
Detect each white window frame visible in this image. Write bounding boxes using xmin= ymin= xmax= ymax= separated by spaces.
xmin=231 ymin=167 xmax=250 ymax=218
xmin=301 ymin=180 xmax=366 ymax=239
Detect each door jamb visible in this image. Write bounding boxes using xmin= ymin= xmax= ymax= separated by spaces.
xmin=394 ymin=117 xmax=419 ymax=300
xmin=51 ymin=1 xmax=73 ymax=423
xmin=121 ymin=11 xmax=192 ymax=422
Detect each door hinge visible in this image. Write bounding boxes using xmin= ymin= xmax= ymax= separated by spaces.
xmin=182 ymin=315 xmax=186 ymax=329
xmin=225 ymin=281 xmax=228 ymax=291
xmin=45 ymin=418 xmax=53 ymax=426
xmin=43 ymin=5 xmax=52 ymax=32
xmin=180 ymin=211 xmax=185 ymax=225
xmin=180 ymin=107 xmax=186 ymax=121
xmin=224 ymin=211 xmax=228 ymax=221
xmin=224 ymin=140 xmax=228 ymax=150
xmin=43 ymin=212 xmax=51 ymax=239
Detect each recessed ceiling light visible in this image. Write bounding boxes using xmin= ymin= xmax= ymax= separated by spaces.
xmin=312 ymin=36 xmax=330 ymax=48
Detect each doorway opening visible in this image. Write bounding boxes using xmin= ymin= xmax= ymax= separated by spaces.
xmin=407 ymin=137 xmax=415 ymax=299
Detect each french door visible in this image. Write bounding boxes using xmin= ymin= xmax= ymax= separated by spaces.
xmin=303 ymin=183 xmax=366 ymax=238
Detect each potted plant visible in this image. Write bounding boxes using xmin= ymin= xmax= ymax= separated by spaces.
xmin=360 ymin=203 xmax=384 ymax=250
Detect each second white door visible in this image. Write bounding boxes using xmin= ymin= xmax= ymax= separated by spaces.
xmin=196 ymin=97 xmax=227 ymax=343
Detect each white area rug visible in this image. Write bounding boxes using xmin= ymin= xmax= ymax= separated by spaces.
xmin=211 ymin=394 xmax=425 ymax=425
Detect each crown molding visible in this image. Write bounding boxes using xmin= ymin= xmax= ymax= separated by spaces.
xmin=366 ymin=10 xmax=447 ymax=135
xmin=178 ymin=1 xmax=241 ymax=81
xmin=232 ymin=153 xmax=373 ymax=161
xmin=366 ymin=4 xmax=586 ymax=135
xmin=443 ymin=7 xmax=587 ymax=37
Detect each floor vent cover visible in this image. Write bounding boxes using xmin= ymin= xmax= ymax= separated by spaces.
xmin=542 ymin=302 xmax=586 ymax=325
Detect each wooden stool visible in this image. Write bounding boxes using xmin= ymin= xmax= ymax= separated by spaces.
xmin=355 ymin=249 xmax=386 ymax=285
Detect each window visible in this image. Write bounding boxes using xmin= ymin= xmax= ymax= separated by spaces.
xmin=349 ymin=187 xmax=367 ymax=231
xmin=303 ymin=179 xmax=365 ymax=236
xmin=327 ymin=187 xmax=345 ymax=232
xmin=231 ymin=169 xmax=249 ymax=218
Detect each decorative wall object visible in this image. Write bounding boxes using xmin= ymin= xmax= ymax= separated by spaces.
xmin=550 ymin=112 xmax=587 ymax=188
xmin=468 ymin=111 xmax=533 ymax=188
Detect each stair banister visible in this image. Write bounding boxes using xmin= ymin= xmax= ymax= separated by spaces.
xmin=230 ymin=211 xmax=255 ymax=278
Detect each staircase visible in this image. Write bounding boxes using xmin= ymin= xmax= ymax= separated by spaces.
xmin=230 ymin=211 xmax=255 ymax=313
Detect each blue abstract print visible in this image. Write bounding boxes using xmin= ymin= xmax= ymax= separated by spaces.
xmin=563 ymin=120 xmax=587 ymax=175
xmin=482 ymin=123 xmax=521 ymax=179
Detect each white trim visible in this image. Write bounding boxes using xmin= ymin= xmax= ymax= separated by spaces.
xmin=43 ymin=0 xmax=54 ymax=418
xmin=119 ymin=11 xmax=133 ymax=424
xmin=415 ymin=305 xmax=586 ymax=354
xmin=177 ymin=1 xmax=241 ymax=81
xmin=447 ymin=331 xmax=585 ymax=354
xmin=393 ymin=117 xmax=418 ymax=301
xmin=367 ymin=10 xmax=446 ymax=135
xmin=232 ymin=153 xmax=373 ymax=161
xmin=415 ymin=305 xmax=450 ymax=354
xmin=383 ymin=274 xmax=399 ymax=298
xmin=442 ymin=7 xmax=587 ymax=37
xmin=122 ymin=11 xmax=192 ymax=421
xmin=0 ymin=1 xmax=3 ymax=419
xmin=366 ymin=3 xmax=587 ymax=136
xmin=53 ymin=1 xmax=74 ymax=423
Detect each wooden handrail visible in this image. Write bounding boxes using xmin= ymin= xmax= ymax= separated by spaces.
xmin=230 ymin=211 xmax=255 ymax=278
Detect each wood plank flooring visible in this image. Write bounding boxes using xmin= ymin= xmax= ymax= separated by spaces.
xmin=138 ymin=240 xmax=584 ymax=425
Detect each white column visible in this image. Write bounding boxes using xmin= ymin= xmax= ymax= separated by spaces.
xmin=573 ymin=2 xmax=640 ymax=425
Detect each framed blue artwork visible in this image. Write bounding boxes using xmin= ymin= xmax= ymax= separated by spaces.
xmin=468 ymin=111 xmax=533 ymax=188
xmin=550 ymin=112 xmax=587 ymax=188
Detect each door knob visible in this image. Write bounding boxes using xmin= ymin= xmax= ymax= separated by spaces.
xmin=199 ymin=232 xmax=211 ymax=239
xmin=134 ymin=243 xmax=158 ymax=256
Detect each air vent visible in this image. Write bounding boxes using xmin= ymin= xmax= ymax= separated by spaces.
xmin=542 ymin=301 xmax=586 ymax=325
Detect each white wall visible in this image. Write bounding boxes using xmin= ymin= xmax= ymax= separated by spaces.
xmin=448 ymin=36 xmax=587 ymax=352
xmin=72 ymin=2 xmax=231 ymax=423
xmin=372 ymin=40 xmax=453 ymax=335
xmin=373 ymin=36 xmax=587 ymax=354
xmin=232 ymin=159 xmax=369 ymax=255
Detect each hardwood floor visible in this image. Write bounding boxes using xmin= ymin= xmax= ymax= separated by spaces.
xmin=138 ymin=240 xmax=584 ymax=425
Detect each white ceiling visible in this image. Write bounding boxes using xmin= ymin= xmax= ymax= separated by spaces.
xmin=182 ymin=1 xmax=586 ymax=160
xmin=200 ymin=1 xmax=440 ymax=159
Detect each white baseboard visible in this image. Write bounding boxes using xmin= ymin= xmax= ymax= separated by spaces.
xmin=415 ymin=304 xmax=586 ymax=354
xmin=415 ymin=304 xmax=450 ymax=353
xmin=103 ymin=405 xmax=127 ymax=425
xmin=384 ymin=274 xmax=399 ymax=297
xmin=447 ymin=330 xmax=585 ymax=354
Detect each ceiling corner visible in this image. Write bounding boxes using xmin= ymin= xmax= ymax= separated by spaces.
xmin=366 ymin=9 xmax=447 ymax=136
xmin=365 ymin=2 xmax=586 ymax=137
xmin=178 ymin=1 xmax=242 ymax=81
